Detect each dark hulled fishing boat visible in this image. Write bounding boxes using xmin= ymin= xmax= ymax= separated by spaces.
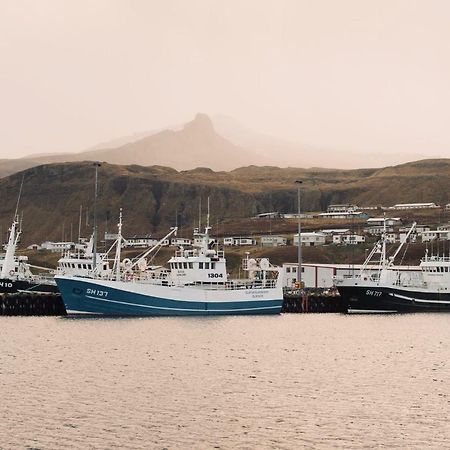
xmin=335 ymin=222 xmax=450 ymax=313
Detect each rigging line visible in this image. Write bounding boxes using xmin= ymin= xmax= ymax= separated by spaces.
xmin=14 ymin=174 xmax=25 ymax=219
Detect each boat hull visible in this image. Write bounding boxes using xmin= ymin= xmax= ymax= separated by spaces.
xmin=338 ymin=285 xmax=450 ymax=313
xmin=0 ymin=278 xmax=58 ymax=294
xmin=55 ymin=276 xmax=284 ymax=316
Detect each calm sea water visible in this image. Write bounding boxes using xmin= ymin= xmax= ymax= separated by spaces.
xmin=1 ymin=314 xmax=450 ymax=449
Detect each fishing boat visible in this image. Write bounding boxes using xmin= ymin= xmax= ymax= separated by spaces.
xmin=55 ymin=211 xmax=284 ymax=316
xmin=0 ymin=215 xmax=57 ymax=294
xmin=335 ymin=222 xmax=450 ymax=313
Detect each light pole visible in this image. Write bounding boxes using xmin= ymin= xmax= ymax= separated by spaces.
xmin=93 ymin=162 xmax=101 ymax=272
xmin=295 ymin=180 xmax=303 ymax=287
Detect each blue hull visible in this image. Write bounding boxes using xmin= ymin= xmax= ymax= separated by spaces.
xmin=55 ymin=277 xmax=283 ymax=316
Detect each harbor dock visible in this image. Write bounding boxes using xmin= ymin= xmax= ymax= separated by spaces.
xmin=282 ymin=289 xmax=344 ymax=313
xmin=0 ymin=292 xmax=66 ymax=316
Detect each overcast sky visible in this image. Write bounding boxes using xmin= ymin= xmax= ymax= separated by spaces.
xmin=0 ymin=0 xmax=449 ymax=160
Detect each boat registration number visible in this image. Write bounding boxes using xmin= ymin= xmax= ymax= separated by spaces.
xmin=366 ymin=290 xmax=382 ymax=297
xmin=86 ymin=288 xmax=109 ymax=297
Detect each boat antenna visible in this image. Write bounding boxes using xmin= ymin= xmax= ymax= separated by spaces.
xmin=198 ymin=197 xmax=202 ymax=230
xmin=14 ymin=174 xmax=25 ymax=219
xmin=207 ymin=196 xmax=210 ymax=229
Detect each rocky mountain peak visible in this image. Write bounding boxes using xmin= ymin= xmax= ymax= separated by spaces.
xmin=183 ymin=113 xmax=215 ymax=135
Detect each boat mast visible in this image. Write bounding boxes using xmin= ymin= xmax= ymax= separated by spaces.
xmin=1 ymin=218 xmax=20 ymax=278
xmin=115 ymin=209 xmax=123 ymax=281
xmin=92 ymin=162 xmax=101 ymax=272
xmin=78 ymin=205 xmax=82 ymax=243
xmin=381 ymin=215 xmax=387 ymax=268
xmin=1 ymin=176 xmax=24 ymax=278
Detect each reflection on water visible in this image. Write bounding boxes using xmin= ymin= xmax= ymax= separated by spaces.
xmin=1 ymin=314 xmax=450 ymax=449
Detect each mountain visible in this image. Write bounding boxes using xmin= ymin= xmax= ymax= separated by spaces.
xmin=79 ymin=114 xmax=257 ymax=170
xmin=0 ymin=114 xmax=261 ymax=178
xmin=0 ymin=159 xmax=448 ymax=246
xmin=0 ymin=113 xmax=432 ymax=180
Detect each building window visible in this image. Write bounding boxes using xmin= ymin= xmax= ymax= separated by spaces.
xmin=199 ymin=262 xmax=203 ymax=269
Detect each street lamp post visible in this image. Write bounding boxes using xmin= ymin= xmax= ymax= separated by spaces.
xmin=93 ymin=162 xmax=101 ymax=272
xmin=295 ymin=180 xmax=303 ymax=287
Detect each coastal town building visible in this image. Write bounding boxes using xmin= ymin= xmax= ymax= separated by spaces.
xmin=260 ymin=235 xmax=287 ymax=247
xmin=320 ymin=229 xmax=350 ymax=236
xmin=332 ymin=234 xmax=366 ymax=245
xmin=364 ymin=226 xmax=394 ymax=235
xmin=253 ymin=212 xmax=282 ymax=219
xmin=124 ymin=236 xmax=158 ymax=248
xmin=318 ymin=211 xmax=369 ymax=219
xmin=387 ymin=202 xmax=439 ymax=210
xmin=223 ymin=237 xmax=256 ymax=246
xmin=39 ymin=241 xmax=77 ymax=252
xmin=326 ymin=204 xmax=359 ymax=213
xmin=399 ymin=225 xmax=430 ymax=234
xmin=293 ymin=232 xmax=326 ymax=246
xmin=170 ymin=238 xmax=192 ymax=246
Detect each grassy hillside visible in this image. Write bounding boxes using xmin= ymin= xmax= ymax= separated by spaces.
xmin=0 ymin=159 xmax=448 ymax=246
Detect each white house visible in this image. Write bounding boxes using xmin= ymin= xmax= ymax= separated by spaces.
xmin=293 ymin=232 xmax=326 ymax=246
xmin=321 ymin=228 xmax=350 ymax=236
xmin=260 ymin=235 xmax=287 ymax=247
xmin=193 ymin=236 xmax=218 ymax=247
xmin=124 ymin=236 xmax=158 ymax=248
xmin=327 ymin=204 xmax=359 ymax=213
xmin=364 ymin=226 xmax=394 ymax=235
xmin=318 ymin=211 xmax=368 ymax=219
xmin=366 ymin=217 xmax=402 ymax=227
xmin=223 ymin=237 xmax=256 ymax=246
xmin=170 ymin=238 xmax=192 ymax=246
xmin=283 ymin=213 xmax=315 ymax=219
xmin=399 ymin=224 xmax=430 ymax=234
xmin=332 ymin=234 xmax=366 ymax=245
xmin=388 ymin=202 xmax=439 ymax=210
xmin=446 ymin=203 xmax=450 ymax=211
xmin=40 ymin=241 xmax=76 ymax=252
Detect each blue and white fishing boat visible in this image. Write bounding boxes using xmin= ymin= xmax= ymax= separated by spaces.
xmin=55 ymin=211 xmax=284 ymax=316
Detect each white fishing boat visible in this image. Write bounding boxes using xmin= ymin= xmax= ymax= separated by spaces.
xmin=55 ymin=211 xmax=284 ymax=316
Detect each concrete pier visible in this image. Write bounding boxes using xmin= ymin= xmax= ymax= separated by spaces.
xmin=0 ymin=293 xmax=67 ymax=316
